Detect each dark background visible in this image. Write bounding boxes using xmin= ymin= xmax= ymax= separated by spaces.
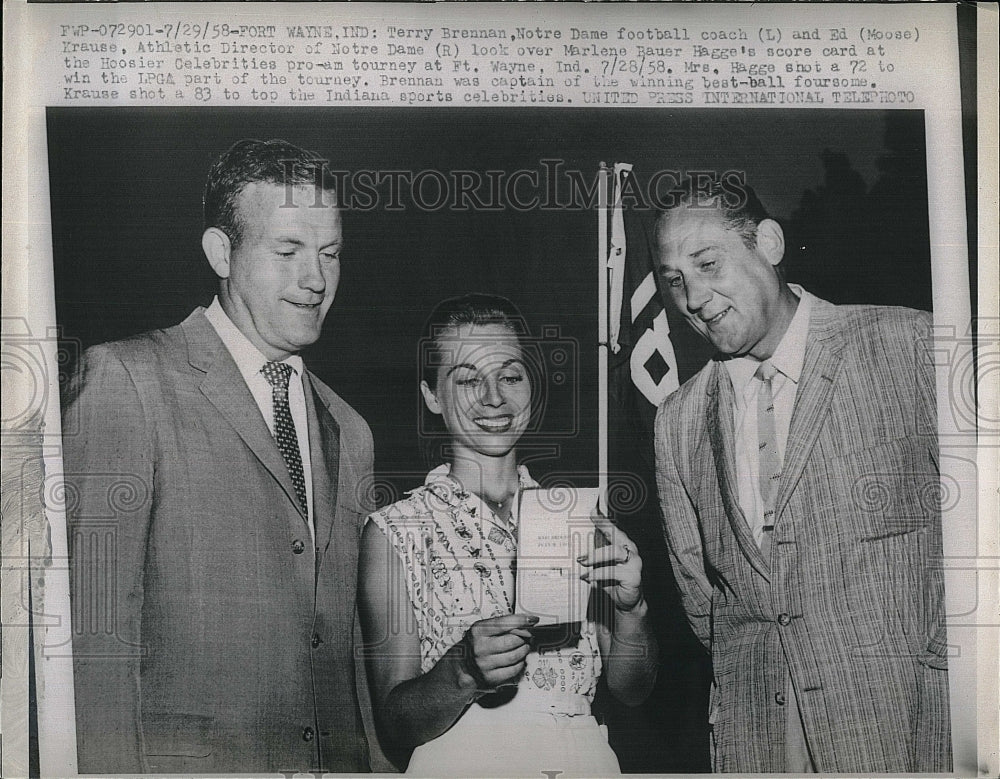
xmin=47 ymin=107 xmax=932 ymax=475
xmin=48 ymin=107 xmax=933 ymax=772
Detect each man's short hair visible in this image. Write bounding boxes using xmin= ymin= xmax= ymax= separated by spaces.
xmin=203 ymin=138 xmax=335 ymax=248
xmin=658 ymin=175 xmax=771 ymax=249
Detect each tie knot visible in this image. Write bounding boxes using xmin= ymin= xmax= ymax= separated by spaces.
xmin=755 ymin=360 xmax=778 ymax=383
xmin=261 ymin=361 xmax=293 ymax=389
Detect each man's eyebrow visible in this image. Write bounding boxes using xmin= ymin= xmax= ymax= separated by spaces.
xmin=445 ymin=362 xmax=479 ymax=377
xmin=271 ymin=238 xmax=342 ymax=250
xmin=690 ymin=246 xmax=716 ymax=259
xmin=445 ymin=358 xmax=523 ymax=376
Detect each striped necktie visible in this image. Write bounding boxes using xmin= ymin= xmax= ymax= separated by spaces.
xmin=755 ymin=360 xmax=781 ymax=558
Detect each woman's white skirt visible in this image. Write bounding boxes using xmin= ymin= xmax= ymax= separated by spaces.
xmin=405 ymin=698 xmax=621 ymax=778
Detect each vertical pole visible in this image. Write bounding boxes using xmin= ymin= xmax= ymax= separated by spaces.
xmin=597 ymin=163 xmax=610 ymax=514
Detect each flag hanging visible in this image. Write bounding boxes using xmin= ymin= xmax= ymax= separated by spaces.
xmin=607 ymin=164 xmax=680 ymax=434
xmin=598 ymin=165 xmax=715 ymax=774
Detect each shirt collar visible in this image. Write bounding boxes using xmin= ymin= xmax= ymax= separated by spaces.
xmin=204 ymin=296 xmax=304 ymax=382
xmin=419 ymin=463 xmax=536 ymax=514
xmin=771 ymin=284 xmax=812 ymax=384
xmin=424 ymin=462 xmax=535 ymax=489
xmin=723 ymin=284 xmax=813 ymax=398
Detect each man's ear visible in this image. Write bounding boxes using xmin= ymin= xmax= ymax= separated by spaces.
xmin=420 ymin=380 xmax=442 ymax=415
xmin=202 ymin=227 xmax=232 ymax=279
xmin=755 ymin=218 xmax=785 ymax=267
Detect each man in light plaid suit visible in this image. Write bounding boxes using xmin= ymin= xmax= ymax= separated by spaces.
xmin=651 ymin=177 xmax=950 ymax=772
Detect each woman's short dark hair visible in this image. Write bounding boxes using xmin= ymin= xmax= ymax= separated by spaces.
xmin=421 ymin=293 xmax=528 ymax=389
xmin=203 ymin=138 xmax=335 ymax=248
xmin=418 ymin=294 xmax=532 ymax=463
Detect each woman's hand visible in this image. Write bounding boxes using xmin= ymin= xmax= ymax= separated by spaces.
xmin=581 ymin=509 xmax=659 ymax=708
xmin=456 ymin=613 xmax=538 ymax=694
xmin=362 ymin=523 xmax=539 ymax=755
xmin=577 ymin=509 xmax=644 ymax=613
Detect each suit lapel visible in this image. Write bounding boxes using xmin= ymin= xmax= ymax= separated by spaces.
xmin=707 ymin=362 xmax=770 ymax=581
xmin=303 ymin=373 xmax=341 ymax=566
xmin=774 ymin=304 xmax=844 ymax=518
xmin=181 ymin=310 xmax=306 ymax=520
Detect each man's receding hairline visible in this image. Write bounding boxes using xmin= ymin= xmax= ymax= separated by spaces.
xmin=231 ymin=180 xmax=340 ymax=219
xmin=237 ymin=178 xmax=340 ymax=201
xmin=657 ymin=201 xmax=735 ymax=234
xmin=225 ymin=180 xmax=340 ymax=249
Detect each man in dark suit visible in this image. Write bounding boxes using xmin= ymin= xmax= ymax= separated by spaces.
xmin=652 ymin=177 xmax=950 ymax=772
xmin=65 ymin=139 xmax=378 ymax=773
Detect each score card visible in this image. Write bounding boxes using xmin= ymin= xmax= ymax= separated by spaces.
xmin=515 ymin=486 xmax=599 ymax=626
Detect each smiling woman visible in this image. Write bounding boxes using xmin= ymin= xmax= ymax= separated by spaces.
xmin=419 ymin=301 xmax=532 ymax=465
xmin=357 ymin=293 xmax=658 ymax=776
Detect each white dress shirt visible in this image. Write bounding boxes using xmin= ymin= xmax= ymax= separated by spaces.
xmin=204 ymin=297 xmax=314 ymax=541
xmin=722 ymin=284 xmax=816 ymax=772
xmin=724 ymin=285 xmax=813 ymax=546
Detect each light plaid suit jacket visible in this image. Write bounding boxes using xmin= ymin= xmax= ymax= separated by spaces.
xmin=655 ymin=297 xmax=951 ymax=773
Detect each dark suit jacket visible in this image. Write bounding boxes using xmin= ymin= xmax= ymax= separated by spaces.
xmin=65 ymin=308 xmax=379 ymax=774
xmin=655 ymin=298 xmax=951 ymax=773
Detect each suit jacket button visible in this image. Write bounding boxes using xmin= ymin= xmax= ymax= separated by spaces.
xmin=292 ymin=539 xmax=306 ymax=555
xmin=774 ymin=691 xmax=787 ymax=705
xmin=777 ymin=613 xmax=791 ymax=626
xmin=311 ymin=633 xmax=323 ymax=649
xmin=302 ymin=726 xmax=315 ymax=742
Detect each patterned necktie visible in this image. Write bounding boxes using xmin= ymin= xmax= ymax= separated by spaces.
xmin=755 ymin=361 xmax=781 ymax=558
xmin=261 ymin=361 xmax=307 ymax=515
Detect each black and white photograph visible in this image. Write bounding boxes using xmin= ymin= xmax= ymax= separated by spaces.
xmin=43 ymin=105 xmax=952 ymax=775
xmin=2 ymin=3 xmax=995 ymax=778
